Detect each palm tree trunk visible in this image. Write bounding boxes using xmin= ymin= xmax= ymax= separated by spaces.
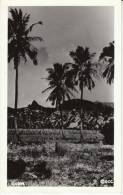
xmin=13 ymin=65 xmax=20 ymax=144
xmin=59 ymin=103 xmax=65 ymax=139
xmin=14 ymin=66 xmax=18 ymax=129
xmin=80 ymin=84 xmax=83 ymax=141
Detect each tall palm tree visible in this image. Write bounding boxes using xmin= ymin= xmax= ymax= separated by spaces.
xmin=99 ymin=41 xmax=114 ymax=84
xmin=42 ymin=63 xmax=77 ymax=137
xmin=8 ymin=8 xmax=43 ymax=129
xmin=69 ymin=46 xmax=98 ymax=138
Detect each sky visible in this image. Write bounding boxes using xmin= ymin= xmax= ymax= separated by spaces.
xmin=8 ymin=6 xmax=114 ymax=108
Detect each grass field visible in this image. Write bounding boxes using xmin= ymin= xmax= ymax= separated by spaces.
xmin=8 ymin=129 xmax=114 ymax=186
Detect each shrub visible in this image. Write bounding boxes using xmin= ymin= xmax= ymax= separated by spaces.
xmin=33 ymin=161 xmax=52 ymax=179
xmin=101 ymin=119 xmax=114 ymax=145
xmin=100 ymin=154 xmax=114 ymax=161
xmin=7 ymin=159 xmax=26 ymax=179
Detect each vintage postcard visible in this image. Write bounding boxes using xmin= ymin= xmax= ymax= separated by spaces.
xmin=0 ymin=0 xmax=121 ymax=193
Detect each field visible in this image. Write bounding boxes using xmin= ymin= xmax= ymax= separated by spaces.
xmin=8 ymin=129 xmax=114 ymax=187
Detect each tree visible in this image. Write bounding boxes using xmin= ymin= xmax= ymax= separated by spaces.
xmin=69 ymin=46 xmax=98 ymax=138
xmin=8 ymin=8 xmax=43 ymax=130
xmin=101 ymin=119 xmax=114 ymax=145
xmin=42 ymin=63 xmax=77 ymax=137
xmin=99 ymin=41 xmax=114 ymax=84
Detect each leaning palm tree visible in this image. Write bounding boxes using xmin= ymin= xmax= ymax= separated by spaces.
xmin=99 ymin=41 xmax=114 ymax=84
xmin=69 ymin=46 xmax=98 ymax=138
xmin=42 ymin=63 xmax=77 ymax=137
xmin=8 ymin=8 xmax=43 ymax=130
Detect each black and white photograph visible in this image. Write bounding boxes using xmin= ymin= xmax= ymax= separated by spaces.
xmin=7 ymin=5 xmax=116 ymax=187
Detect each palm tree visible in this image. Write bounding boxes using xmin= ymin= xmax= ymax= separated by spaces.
xmin=42 ymin=63 xmax=77 ymax=137
xmin=8 ymin=8 xmax=43 ymax=130
xmin=69 ymin=46 xmax=98 ymax=138
xmin=99 ymin=41 xmax=114 ymax=84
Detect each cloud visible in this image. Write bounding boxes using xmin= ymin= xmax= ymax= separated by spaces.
xmin=37 ymin=47 xmax=49 ymax=65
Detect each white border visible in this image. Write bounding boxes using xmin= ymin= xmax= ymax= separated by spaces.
xmin=0 ymin=0 xmax=121 ymax=193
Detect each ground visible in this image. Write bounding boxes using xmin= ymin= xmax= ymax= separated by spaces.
xmin=8 ymin=138 xmax=114 ymax=187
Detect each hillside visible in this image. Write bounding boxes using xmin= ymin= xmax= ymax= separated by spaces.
xmin=61 ymin=99 xmax=113 ymax=113
xmin=8 ymin=99 xmax=113 ymax=114
xmin=8 ymin=100 xmax=55 ymax=116
xmin=8 ymin=99 xmax=114 ymax=129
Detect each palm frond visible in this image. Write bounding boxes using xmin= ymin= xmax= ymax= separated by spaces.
xmin=69 ymin=46 xmax=97 ymax=91
xmin=25 ymin=44 xmax=38 ymax=65
xmin=42 ymin=86 xmax=54 ymax=94
xmin=25 ymin=21 xmax=43 ymax=35
xmin=43 ymin=62 xmax=78 ymax=107
xmin=99 ymin=41 xmax=114 ymax=60
xmin=99 ymin=41 xmax=114 ymax=84
xmin=8 ymin=8 xmax=43 ymax=67
xmin=102 ymin=63 xmax=114 ymax=84
xmin=27 ymin=36 xmax=43 ymax=42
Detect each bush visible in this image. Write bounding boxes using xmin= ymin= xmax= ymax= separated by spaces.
xmin=101 ymin=119 xmax=114 ymax=145
xmin=100 ymin=154 xmax=114 ymax=161
xmin=7 ymin=159 xmax=26 ymax=179
xmin=33 ymin=161 xmax=52 ymax=179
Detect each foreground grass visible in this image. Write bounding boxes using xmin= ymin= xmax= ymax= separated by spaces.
xmin=8 ymin=141 xmax=114 ymax=187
